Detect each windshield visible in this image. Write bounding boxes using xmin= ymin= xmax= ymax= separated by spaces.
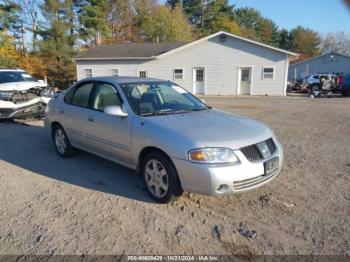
xmin=121 ymin=82 xmax=210 ymax=116
xmin=0 ymin=71 xmax=37 ymax=84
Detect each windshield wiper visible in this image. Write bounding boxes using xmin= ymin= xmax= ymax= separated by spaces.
xmin=140 ymin=108 xmax=209 ymax=116
xmin=188 ymin=107 xmax=209 ymax=111
xmin=140 ymin=110 xmax=173 ymax=116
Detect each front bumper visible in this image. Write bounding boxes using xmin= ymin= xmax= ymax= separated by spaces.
xmin=172 ymin=142 xmax=283 ymax=196
xmin=0 ymin=97 xmax=50 ymax=119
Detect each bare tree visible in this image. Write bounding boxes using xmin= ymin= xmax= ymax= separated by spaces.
xmin=17 ymin=0 xmax=40 ymax=51
xmin=320 ymin=32 xmax=350 ymax=55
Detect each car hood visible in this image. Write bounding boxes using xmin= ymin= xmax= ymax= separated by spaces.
xmin=143 ymin=109 xmax=275 ymax=149
xmin=0 ymin=81 xmax=47 ymax=91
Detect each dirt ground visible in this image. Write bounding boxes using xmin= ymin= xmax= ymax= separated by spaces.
xmin=0 ymin=96 xmax=349 ymax=256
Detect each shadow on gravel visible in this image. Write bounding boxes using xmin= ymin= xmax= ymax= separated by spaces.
xmin=0 ymin=122 xmax=153 ymax=203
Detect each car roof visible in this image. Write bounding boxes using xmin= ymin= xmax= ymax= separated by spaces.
xmin=85 ymin=76 xmax=169 ymax=84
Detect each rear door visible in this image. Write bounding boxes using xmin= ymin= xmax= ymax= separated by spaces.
xmin=84 ymin=81 xmax=133 ymax=166
xmin=193 ymin=67 xmax=205 ymax=94
xmin=59 ymin=81 xmax=94 ymax=147
xmin=239 ymin=67 xmax=252 ymax=95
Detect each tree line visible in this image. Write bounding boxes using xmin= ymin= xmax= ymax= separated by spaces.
xmin=0 ymin=0 xmax=349 ymax=88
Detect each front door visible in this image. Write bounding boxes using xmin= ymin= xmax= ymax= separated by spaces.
xmin=239 ymin=67 xmax=252 ymax=95
xmin=193 ymin=67 xmax=205 ymax=94
xmin=84 ymin=81 xmax=133 ymax=166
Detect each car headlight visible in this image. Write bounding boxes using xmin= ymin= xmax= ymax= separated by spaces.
xmin=0 ymin=91 xmax=14 ymax=100
xmin=188 ymin=148 xmax=239 ymax=164
xmin=40 ymin=88 xmax=54 ymax=98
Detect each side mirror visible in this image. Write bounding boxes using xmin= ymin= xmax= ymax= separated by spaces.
xmin=104 ymin=106 xmax=128 ymax=117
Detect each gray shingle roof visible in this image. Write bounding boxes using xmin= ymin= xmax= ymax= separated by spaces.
xmin=75 ymin=42 xmax=189 ymax=60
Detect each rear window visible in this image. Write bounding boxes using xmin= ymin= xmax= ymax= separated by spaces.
xmin=0 ymin=71 xmax=36 ymax=83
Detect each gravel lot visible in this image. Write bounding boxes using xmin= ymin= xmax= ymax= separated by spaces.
xmin=0 ymin=96 xmax=349 ymax=256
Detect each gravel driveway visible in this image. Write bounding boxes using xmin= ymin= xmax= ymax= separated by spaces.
xmin=0 ymin=96 xmax=349 ymax=255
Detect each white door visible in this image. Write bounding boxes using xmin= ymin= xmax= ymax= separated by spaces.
xmin=193 ymin=67 xmax=205 ymax=94
xmin=239 ymin=67 xmax=252 ymax=95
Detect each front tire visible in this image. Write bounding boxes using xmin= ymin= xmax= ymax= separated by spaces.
xmin=141 ymin=152 xmax=183 ymax=203
xmin=53 ymin=125 xmax=75 ymax=158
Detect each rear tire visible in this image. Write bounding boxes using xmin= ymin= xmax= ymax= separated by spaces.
xmin=53 ymin=125 xmax=76 ymax=158
xmin=141 ymin=152 xmax=183 ymax=203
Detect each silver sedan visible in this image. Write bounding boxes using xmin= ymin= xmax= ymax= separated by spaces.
xmin=45 ymin=77 xmax=283 ymax=203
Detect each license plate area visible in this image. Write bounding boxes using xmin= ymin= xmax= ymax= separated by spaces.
xmin=264 ymin=157 xmax=279 ymax=176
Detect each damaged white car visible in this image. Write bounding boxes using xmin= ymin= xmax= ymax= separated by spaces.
xmin=0 ymin=69 xmax=53 ymax=119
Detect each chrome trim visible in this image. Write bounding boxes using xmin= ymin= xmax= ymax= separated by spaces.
xmin=233 ymin=168 xmax=280 ymax=191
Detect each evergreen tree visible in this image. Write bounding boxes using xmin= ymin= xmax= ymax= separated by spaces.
xmin=78 ymin=0 xmax=110 ymax=46
xmin=166 ymin=0 xmax=182 ymax=9
xmin=278 ymin=28 xmax=291 ymax=50
xmin=182 ymin=0 xmax=206 ymax=29
xmin=39 ymin=0 xmax=77 ymax=88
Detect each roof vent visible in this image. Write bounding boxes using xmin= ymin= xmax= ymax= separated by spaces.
xmin=219 ymin=34 xmax=227 ymax=42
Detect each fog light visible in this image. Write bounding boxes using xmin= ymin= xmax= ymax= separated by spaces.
xmin=216 ymin=184 xmax=229 ymax=193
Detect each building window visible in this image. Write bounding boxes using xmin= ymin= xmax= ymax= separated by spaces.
xmin=263 ymin=67 xmax=274 ymax=79
xmin=196 ymin=69 xmax=204 ymax=82
xmin=84 ymin=69 xmax=92 ymax=78
xmin=138 ymin=70 xmax=147 ymax=78
xmin=174 ymin=68 xmax=184 ymax=80
xmin=241 ymin=69 xmax=250 ymax=81
xmin=110 ymin=68 xmax=118 ymax=77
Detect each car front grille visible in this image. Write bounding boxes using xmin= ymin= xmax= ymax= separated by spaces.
xmin=240 ymin=138 xmax=276 ymax=161
xmin=266 ymin=138 xmax=276 ymax=153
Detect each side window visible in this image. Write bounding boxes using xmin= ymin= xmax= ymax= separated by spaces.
xmin=71 ymin=82 xmax=94 ymax=107
xmin=92 ymin=82 xmax=122 ymax=112
xmin=64 ymin=88 xmax=75 ymax=104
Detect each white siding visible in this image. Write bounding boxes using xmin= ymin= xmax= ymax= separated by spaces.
xmin=289 ymin=54 xmax=350 ymax=80
xmin=76 ymin=35 xmax=289 ymax=96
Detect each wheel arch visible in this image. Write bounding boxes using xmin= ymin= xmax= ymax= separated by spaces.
xmin=51 ymin=121 xmax=63 ymax=140
xmin=138 ymin=146 xmax=183 ymax=197
xmin=137 ymin=146 xmax=170 ymax=173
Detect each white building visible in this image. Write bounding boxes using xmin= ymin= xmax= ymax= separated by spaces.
xmin=289 ymin=53 xmax=350 ymax=80
xmin=75 ymin=31 xmax=298 ymax=96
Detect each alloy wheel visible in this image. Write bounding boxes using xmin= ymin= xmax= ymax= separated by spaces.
xmin=55 ymin=129 xmax=67 ymax=155
xmin=144 ymin=159 xmax=169 ymax=198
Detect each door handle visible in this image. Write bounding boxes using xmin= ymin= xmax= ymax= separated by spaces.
xmin=59 ymin=110 xmax=64 ymax=114
xmin=88 ymin=117 xmax=94 ymax=122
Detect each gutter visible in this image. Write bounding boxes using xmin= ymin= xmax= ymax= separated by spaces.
xmin=74 ymin=56 xmax=157 ymax=62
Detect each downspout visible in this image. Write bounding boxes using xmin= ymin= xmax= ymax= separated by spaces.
xmin=283 ymin=54 xmax=289 ymax=96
